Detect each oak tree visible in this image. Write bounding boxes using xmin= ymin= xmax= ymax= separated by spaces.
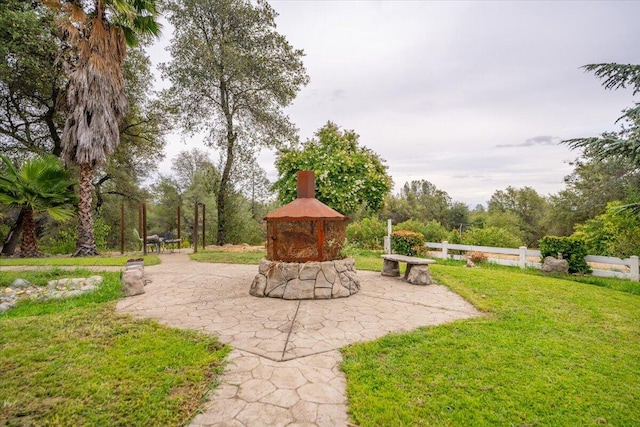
xmin=161 ymin=0 xmax=308 ymax=245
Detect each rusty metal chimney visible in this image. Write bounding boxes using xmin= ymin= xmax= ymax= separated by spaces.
xmin=264 ymin=169 xmax=347 ymax=262
xmin=296 ymin=170 xmax=315 ymax=198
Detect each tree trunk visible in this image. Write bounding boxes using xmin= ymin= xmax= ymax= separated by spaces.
xmin=217 ymin=79 xmax=236 ymax=246
xmin=20 ymin=208 xmax=40 ymax=258
xmin=1 ymin=208 xmax=26 ymax=256
xmin=74 ymin=163 xmax=99 ymax=256
xmin=216 ymin=141 xmax=234 ymax=245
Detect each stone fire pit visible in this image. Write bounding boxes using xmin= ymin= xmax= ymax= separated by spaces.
xmin=250 ymin=170 xmax=359 ymax=300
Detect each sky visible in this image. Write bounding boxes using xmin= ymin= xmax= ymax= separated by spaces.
xmin=148 ymin=1 xmax=640 ymax=207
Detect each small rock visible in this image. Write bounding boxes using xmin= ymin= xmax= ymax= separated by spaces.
xmin=4 ymin=288 xmax=13 ymax=294
xmin=541 ymin=256 xmax=569 ymax=274
xmin=0 ymin=302 xmax=14 ymax=312
xmin=10 ymin=278 xmax=31 ymax=289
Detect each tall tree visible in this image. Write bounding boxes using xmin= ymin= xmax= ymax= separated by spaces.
xmin=161 ymin=0 xmax=309 ymax=245
xmin=0 ymin=0 xmax=66 ymax=159
xmin=52 ymin=0 xmax=161 ymax=256
xmin=0 ymin=155 xmax=75 ymax=257
xmin=488 ymin=186 xmax=548 ymax=246
xmin=546 ymin=155 xmax=640 ymax=236
xmin=564 ymin=63 xmax=640 ymax=214
xmin=400 ymin=180 xmax=452 ymax=227
xmin=274 ymin=122 xmax=392 ymax=215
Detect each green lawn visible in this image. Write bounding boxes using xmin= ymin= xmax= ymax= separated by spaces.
xmin=0 ymin=254 xmax=161 ymax=267
xmin=341 ymin=264 xmax=640 ymax=426
xmin=0 ymin=270 xmax=229 ymax=425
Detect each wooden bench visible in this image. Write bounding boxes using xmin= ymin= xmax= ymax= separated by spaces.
xmin=381 ymin=254 xmax=435 ymax=284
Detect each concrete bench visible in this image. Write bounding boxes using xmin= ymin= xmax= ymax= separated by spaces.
xmin=381 ymin=254 xmax=435 ymax=285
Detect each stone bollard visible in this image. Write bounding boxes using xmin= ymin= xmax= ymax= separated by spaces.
xmin=122 ymin=259 xmax=146 ymax=296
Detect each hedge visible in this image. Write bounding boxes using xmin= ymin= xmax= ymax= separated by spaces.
xmin=391 ymin=230 xmax=425 ymax=256
xmin=539 ymin=235 xmax=591 ymax=274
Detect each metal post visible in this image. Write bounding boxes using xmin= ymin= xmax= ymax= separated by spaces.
xmin=202 ymin=203 xmax=206 ymax=249
xmin=120 ymin=202 xmax=124 ymax=255
xmin=142 ymin=202 xmax=148 ymax=256
xmin=193 ymin=202 xmax=199 ymax=253
xmin=177 ymin=206 xmax=181 ymax=240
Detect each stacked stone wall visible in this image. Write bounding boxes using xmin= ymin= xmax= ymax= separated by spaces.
xmin=250 ymin=258 xmax=359 ymax=299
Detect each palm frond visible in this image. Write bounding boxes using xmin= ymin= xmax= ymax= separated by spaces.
xmin=46 ymin=206 xmax=76 ymax=222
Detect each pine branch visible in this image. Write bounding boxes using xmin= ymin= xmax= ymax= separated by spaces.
xmin=583 ymin=63 xmax=640 ymax=95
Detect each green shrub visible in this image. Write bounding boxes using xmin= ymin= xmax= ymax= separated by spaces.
xmin=41 ymin=219 xmax=111 ymax=255
xmin=572 ymin=201 xmax=640 ymax=257
xmin=347 ymin=218 xmax=386 ymax=249
xmin=42 ymin=229 xmax=76 ymax=255
xmin=391 ymin=230 xmax=424 ymax=256
xmin=394 ymin=219 xmax=447 ymax=243
xmin=539 ymin=236 xmax=591 ymax=274
xmin=94 ymin=218 xmax=111 ymax=252
xmin=461 ymin=226 xmax=523 ymax=248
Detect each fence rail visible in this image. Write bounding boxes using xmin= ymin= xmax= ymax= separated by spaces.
xmin=424 ymin=241 xmax=639 ymax=282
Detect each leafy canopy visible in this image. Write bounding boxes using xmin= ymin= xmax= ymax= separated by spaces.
xmin=274 ymin=122 xmax=392 ymax=215
xmin=161 ymin=0 xmax=308 ymax=244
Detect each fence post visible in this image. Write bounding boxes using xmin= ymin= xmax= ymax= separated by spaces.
xmin=442 ymin=241 xmax=448 ymax=259
xmin=518 ymin=246 xmax=527 ymax=269
xmin=630 ymin=256 xmax=639 ymax=282
xmin=384 ymin=219 xmax=392 ymax=254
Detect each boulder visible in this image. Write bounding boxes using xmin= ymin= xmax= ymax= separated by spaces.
xmin=541 ymin=256 xmax=569 ymax=274
xmin=122 ymin=270 xmax=145 ymax=296
xmin=406 ymin=265 xmax=433 ymax=285
xmin=381 ymin=259 xmax=400 ymax=277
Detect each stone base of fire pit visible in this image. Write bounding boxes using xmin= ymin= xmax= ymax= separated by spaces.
xmin=250 ymin=258 xmax=360 ymax=299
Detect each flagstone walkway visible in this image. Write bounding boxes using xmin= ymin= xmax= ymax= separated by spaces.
xmin=115 ymin=252 xmax=480 ymax=426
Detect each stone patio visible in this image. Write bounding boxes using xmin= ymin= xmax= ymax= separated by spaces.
xmin=115 ymin=252 xmax=480 ymax=426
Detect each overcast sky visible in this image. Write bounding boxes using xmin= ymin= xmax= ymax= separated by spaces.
xmin=149 ymin=1 xmax=640 ymax=207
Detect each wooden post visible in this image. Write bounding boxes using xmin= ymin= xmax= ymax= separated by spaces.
xmin=120 ymin=202 xmax=124 ymax=255
xmin=177 ymin=206 xmax=181 ymax=240
xmin=142 ymin=202 xmax=147 ymax=256
xmin=193 ymin=202 xmax=198 ymax=253
xmin=202 ymin=203 xmax=205 ymax=249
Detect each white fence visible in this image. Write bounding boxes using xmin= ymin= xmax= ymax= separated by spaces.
xmin=425 ymin=241 xmax=640 ymax=282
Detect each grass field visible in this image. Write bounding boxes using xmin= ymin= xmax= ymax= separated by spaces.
xmin=0 ymin=254 xmax=161 ymax=267
xmin=0 ymin=269 xmax=229 ymax=426
xmin=341 ymin=264 xmax=640 ymax=426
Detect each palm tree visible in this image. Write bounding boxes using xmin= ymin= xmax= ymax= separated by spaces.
xmin=53 ymin=0 xmax=160 ymax=256
xmin=0 ymin=155 xmax=76 ymax=257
